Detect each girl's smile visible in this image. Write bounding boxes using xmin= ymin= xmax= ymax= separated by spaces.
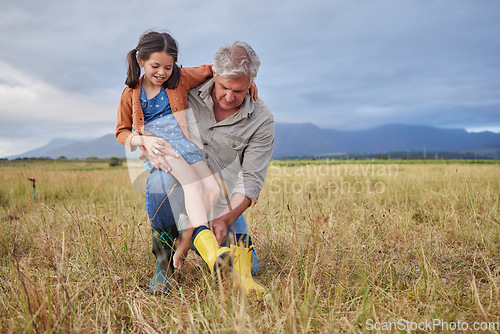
xmin=139 ymin=51 xmax=175 ymax=90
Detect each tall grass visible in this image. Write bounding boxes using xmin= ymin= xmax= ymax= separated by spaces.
xmin=0 ymin=161 xmax=498 ymax=333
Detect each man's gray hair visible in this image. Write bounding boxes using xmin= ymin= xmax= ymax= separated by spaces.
xmin=213 ymin=41 xmax=260 ymax=82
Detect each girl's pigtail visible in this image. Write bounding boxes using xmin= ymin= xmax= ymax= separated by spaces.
xmin=125 ymin=49 xmax=141 ymax=88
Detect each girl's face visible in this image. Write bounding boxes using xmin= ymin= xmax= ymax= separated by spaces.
xmin=138 ymin=51 xmax=174 ymax=88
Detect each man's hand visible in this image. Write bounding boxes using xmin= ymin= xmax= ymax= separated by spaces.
xmin=209 ymin=194 xmax=252 ymax=245
xmin=209 ymin=217 xmax=229 ymax=245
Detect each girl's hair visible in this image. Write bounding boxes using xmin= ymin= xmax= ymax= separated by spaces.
xmin=213 ymin=41 xmax=260 ymax=82
xmin=125 ymin=31 xmax=182 ymax=89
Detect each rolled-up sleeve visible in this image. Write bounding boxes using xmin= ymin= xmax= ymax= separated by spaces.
xmin=232 ymin=114 xmax=274 ymax=203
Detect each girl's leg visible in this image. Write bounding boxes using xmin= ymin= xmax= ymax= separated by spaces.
xmin=167 ymin=157 xmax=231 ymax=276
xmin=190 ymin=161 xmax=221 ymax=217
xmin=166 ymin=156 xmax=209 ymax=229
xmin=171 ymin=161 xmax=219 ymax=269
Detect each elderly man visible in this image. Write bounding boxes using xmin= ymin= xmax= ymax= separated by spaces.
xmin=145 ymin=41 xmax=274 ymax=295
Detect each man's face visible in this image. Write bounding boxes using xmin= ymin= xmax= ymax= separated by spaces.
xmin=212 ymin=75 xmax=252 ymax=111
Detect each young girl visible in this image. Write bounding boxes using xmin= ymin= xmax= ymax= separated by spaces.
xmin=116 ymin=31 xmax=230 ymax=292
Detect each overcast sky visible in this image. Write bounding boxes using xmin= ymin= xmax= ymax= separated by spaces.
xmin=1 ymin=0 xmax=500 ymax=157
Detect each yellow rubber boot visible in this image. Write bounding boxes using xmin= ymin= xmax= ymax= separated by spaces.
xmin=193 ymin=229 xmax=231 ymax=275
xmin=231 ymin=245 xmax=266 ymax=295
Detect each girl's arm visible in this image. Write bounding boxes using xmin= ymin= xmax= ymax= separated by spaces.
xmin=183 ymin=64 xmax=214 ymax=89
xmin=249 ymin=81 xmax=258 ymax=100
xmin=115 ymin=87 xmax=136 ymax=151
xmin=116 ymin=86 xmax=179 ymax=171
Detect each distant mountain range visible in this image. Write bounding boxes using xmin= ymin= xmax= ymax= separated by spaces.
xmin=7 ymin=123 xmax=500 ymax=159
xmin=9 ymin=134 xmax=123 ymax=160
xmin=274 ymin=123 xmax=500 ymax=158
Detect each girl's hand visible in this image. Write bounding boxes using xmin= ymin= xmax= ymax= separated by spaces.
xmin=140 ymin=135 xmax=180 ymax=158
xmin=135 ymin=135 xmax=180 ymax=172
xmin=141 ymin=136 xmax=168 ymax=155
xmin=249 ymin=81 xmax=258 ymax=100
xmin=143 ymin=149 xmax=174 ymax=172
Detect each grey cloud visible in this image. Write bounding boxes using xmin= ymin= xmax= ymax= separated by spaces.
xmin=1 ymin=0 xmax=500 ymax=157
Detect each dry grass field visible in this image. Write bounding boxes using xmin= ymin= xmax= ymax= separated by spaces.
xmin=0 ymin=159 xmax=499 ymax=333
